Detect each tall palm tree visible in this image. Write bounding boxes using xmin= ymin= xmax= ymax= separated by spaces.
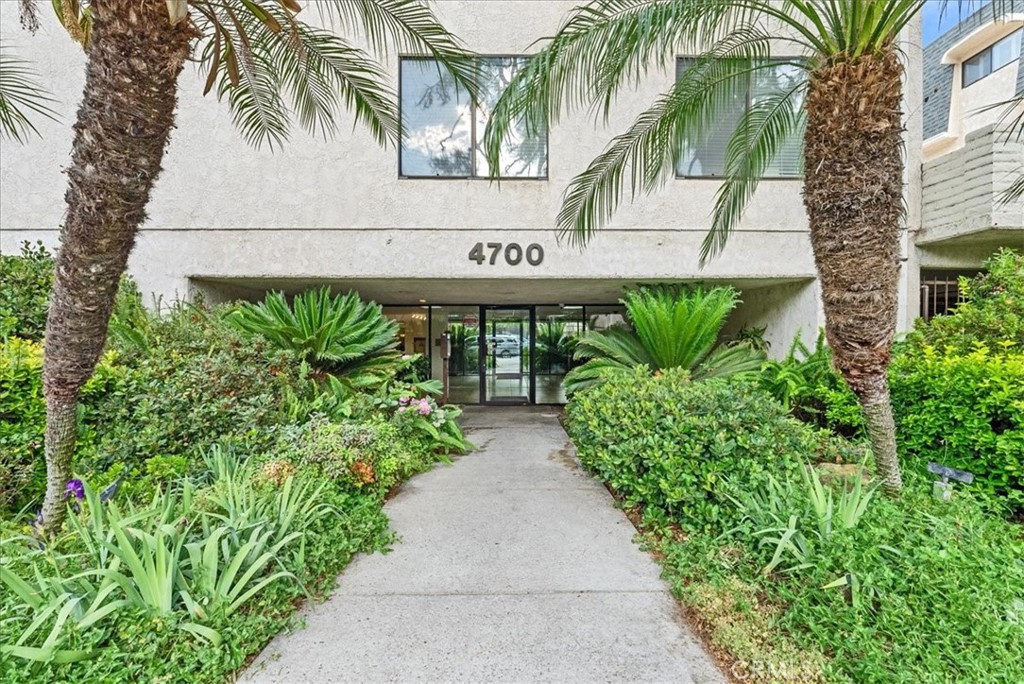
xmin=483 ymin=0 xmax=1007 ymax=495
xmin=11 ymin=0 xmax=476 ymax=533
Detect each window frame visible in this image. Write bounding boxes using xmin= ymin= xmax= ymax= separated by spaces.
xmin=398 ymin=54 xmax=550 ymax=181
xmin=673 ymin=56 xmax=805 ymax=182
xmin=961 ymin=28 xmax=1023 ymax=87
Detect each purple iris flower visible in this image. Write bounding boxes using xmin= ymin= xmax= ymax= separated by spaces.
xmin=66 ymin=479 xmax=85 ymax=500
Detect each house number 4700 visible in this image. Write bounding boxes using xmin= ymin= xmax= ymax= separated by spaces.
xmin=468 ymin=242 xmax=544 ymax=266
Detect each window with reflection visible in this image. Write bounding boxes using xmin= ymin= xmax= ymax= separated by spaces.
xmin=400 ymin=57 xmax=548 ymax=178
xmin=962 ymin=29 xmax=1022 ymax=87
xmin=676 ymin=59 xmax=804 ymax=178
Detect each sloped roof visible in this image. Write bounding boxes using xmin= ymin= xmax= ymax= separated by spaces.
xmin=923 ymin=0 xmax=1024 ymax=140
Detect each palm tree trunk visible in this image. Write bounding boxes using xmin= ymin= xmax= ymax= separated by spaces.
xmin=802 ymin=49 xmax=905 ymax=495
xmin=39 ymin=0 xmax=195 ymax=532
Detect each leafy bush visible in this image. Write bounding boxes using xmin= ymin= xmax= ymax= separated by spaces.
xmin=0 ymin=338 xmax=127 ymax=512
xmin=567 ymin=363 xmax=1024 ymax=683
xmin=0 ymin=242 xmax=53 ymax=342
xmin=564 ymin=287 xmax=765 ymax=395
xmin=564 ymin=367 xmax=839 ymax=532
xmin=83 ymin=304 xmax=306 ymax=482
xmin=370 ymin=380 xmax=473 ymax=454
xmin=0 ymin=252 xmax=465 ymax=682
xmin=904 ymin=248 xmax=1023 ymax=356
xmin=890 ymin=345 xmax=1024 ymax=510
xmin=656 ymin=479 xmax=1024 ymax=683
xmin=759 ymin=330 xmax=864 ymax=438
xmin=229 ymin=288 xmax=401 ymax=385
xmin=279 ymin=415 xmax=411 ymax=493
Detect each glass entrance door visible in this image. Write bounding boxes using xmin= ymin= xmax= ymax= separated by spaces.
xmin=481 ymin=307 xmax=533 ymax=404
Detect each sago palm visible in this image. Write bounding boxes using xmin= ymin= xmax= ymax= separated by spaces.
xmin=10 ymin=0 xmax=476 ymax=532
xmin=483 ymin=0 xmax=1006 ymax=494
xmin=230 ymin=288 xmax=401 ymax=378
xmin=563 ymin=287 xmax=765 ymax=394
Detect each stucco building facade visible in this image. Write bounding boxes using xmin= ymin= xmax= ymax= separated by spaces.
xmin=1 ymin=2 xmax=1016 ymax=403
xmin=919 ymin=2 xmax=1024 ymax=318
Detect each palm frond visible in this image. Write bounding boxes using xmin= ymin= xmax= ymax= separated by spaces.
xmin=483 ymin=0 xmax=938 ymax=263
xmin=228 ymin=288 xmax=401 ymax=380
xmin=563 ymin=286 xmax=750 ymax=395
xmin=625 ymin=287 xmax=740 ymax=370
xmin=1000 ymin=170 xmax=1024 ymax=205
xmin=193 ymin=3 xmax=291 ymax=148
xmin=482 ymin=0 xmax=754 ymax=167
xmin=705 ymin=71 xmax=807 ymax=263
xmin=562 ymin=358 xmax=637 ymax=395
xmin=266 ymin=21 xmax=399 ymax=144
xmin=554 ymin=35 xmax=773 ymax=247
xmin=573 ymin=325 xmax=655 ymax=367
xmin=188 ymin=0 xmax=473 ymax=149
xmin=316 ymin=0 xmax=481 ymax=101
xmin=691 ymin=341 xmax=766 ymax=380
xmin=0 ymin=44 xmax=59 ymax=143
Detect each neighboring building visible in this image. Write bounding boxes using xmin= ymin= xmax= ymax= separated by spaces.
xmin=920 ymin=2 xmax=1024 ymax=319
xmin=0 ymin=2 xmax=927 ymax=405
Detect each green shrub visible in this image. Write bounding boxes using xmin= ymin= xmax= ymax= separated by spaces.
xmin=566 ymin=364 xmax=1024 ymax=683
xmin=0 ymin=455 xmax=392 ymax=682
xmin=0 ymin=242 xmax=53 ymax=342
xmin=0 ymin=339 xmax=44 ymax=511
xmin=890 ymin=345 xmax=1024 ymax=510
xmin=759 ymin=330 xmax=864 ymax=438
xmin=655 ymin=479 xmax=1024 ymax=683
xmin=82 ymin=304 xmax=306 ymax=482
xmin=228 ymin=288 xmax=401 ymax=385
xmin=279 ymin=415 xmax=410 ymax=493
xmin=0 ymin=338 xmax=128 ymax=512
xmin=564 ymin=287 xmax=765 ymax=395
xmin=564 ymin=367 xmax=837 ymax=532
xmin=904 ymin=248 xmax=1023 ymax=356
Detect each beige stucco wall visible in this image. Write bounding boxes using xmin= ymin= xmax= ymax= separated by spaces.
xmin=921 ymin=124 xmax=1024 ymax=245
xmin=923 ymin=17 xmax=1024 ymax=162
xmin=0 ymin=2 xmax=926 ymax=358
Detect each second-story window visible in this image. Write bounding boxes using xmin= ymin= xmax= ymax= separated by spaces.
xmin=962 ymin=29 xmax=1022 ymax=87
xmin=400 ymin=57 xmax=548 ymax=179
xmin=676 ymin=59 xmax=804 ymax=178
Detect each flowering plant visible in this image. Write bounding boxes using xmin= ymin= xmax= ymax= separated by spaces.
xmin=391 ymin=393 xmax=471 ymax=453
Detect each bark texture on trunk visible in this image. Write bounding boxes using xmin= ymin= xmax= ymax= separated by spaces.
xmin=802 ymin=50 xmax=905 ymax=495
xmin=41 ymin=0 xmax=195 ymax=532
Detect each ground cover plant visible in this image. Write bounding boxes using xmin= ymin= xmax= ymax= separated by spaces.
xmin=0 ymin=251 xmax=471 ymax=682
xmin=565 ymin=368 xmax=1024 ymax=683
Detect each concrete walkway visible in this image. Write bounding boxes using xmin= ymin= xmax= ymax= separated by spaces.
xmin=241 ymin=407 xmax=725 ymax=684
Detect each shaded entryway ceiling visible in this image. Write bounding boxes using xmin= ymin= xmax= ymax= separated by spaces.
xmin=191 ymin=276 xmax=813 ymax=306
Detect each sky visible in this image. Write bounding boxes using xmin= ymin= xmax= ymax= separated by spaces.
xmin=921 ymin=0 xmax=992 ymax=45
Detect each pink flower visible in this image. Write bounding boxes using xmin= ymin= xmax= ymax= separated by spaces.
xmin=417 ymin=399 xmax=432 ymax=415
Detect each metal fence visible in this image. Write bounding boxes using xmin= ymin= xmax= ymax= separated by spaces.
xmin=919 ymin=270 xmax=979 ymax=322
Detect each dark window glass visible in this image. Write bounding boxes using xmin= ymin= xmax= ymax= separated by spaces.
xmin=400 ymin=57 xmax=547 ymax=178
xmin=676 ymin=59 xmax=803 ymax=178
